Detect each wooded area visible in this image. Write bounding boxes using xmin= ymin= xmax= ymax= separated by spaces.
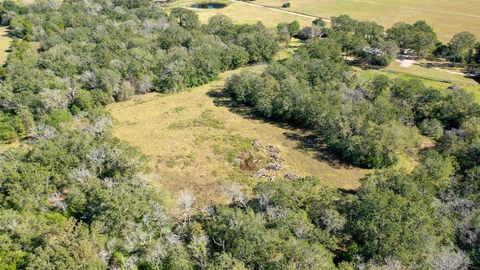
xmin=0 ymin=0 xmax=479 ymax=269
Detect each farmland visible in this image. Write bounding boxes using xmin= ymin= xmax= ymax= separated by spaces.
xmin=184 ymin=0 xmax=480 ymax=41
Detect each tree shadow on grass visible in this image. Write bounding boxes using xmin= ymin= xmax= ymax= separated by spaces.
xmin=206 ymin=88 xmax=356 ymax=170
xmin=471 ymin=75 xmax=480 ymax=84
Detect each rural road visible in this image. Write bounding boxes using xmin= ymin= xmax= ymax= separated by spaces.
xmin=230 ymin=0 xmax=331 ymax=22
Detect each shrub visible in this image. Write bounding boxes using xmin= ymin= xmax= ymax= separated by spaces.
xmin=45 ymin=109 xmax=73 ymax=128
xmin=0 ymin=122 xmax=16 ymax=143
xmin=72 ymin=90 xmax=94 ymax=113
xmin=419 ymin=118 xmax=444 ymax=139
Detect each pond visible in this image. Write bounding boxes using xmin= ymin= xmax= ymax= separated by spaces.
xmin=191 ymin=2 xmax=227 ymax=9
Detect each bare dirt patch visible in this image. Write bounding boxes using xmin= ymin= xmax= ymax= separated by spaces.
xmin=396 ymin=58 xmax=416 ymax=68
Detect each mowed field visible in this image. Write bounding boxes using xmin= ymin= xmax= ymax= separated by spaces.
xmin=253 ymin=0 xmax=480 ymax=41
xmin=108 ymin=68 xmax=367 ymax=206
xmin=184 ymin=0 xmax=480 ymax=42
xmin=176 ymin=0 xmax=314 ymax=27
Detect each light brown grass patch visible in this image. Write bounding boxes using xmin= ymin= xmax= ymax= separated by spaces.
xmin=107 ymin=67 xmax=367 ymax=209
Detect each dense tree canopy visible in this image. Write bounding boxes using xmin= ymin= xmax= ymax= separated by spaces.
xmin=386 ymin=20 xmax=438 ymax=57
xmin=0 ymin=0 xmax=480 ymax=269
xmin=0 ymin=1 xmax=278 ymax=142
xmin=225 ymin=38 xmax=480 ymax=168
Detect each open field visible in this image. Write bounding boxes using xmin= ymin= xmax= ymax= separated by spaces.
xmin=173 ymin=0 xmax=313 ymax=27
xmin=354 ymin=60 xmax=480 ymax=101
xmin=179 ymin=0 xmax=480 ymax=42
xmin=108 ymin=67 xmax=367 ymax=206
xmin=0 ymin=27 xmax=11 ymax=64
xmin=251 ymin=0 xmax=480 ymax=42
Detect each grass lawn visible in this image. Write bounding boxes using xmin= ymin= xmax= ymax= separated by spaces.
xmin=251 ymin=0 xmax=480 ymax=42
xmin=0 ymin=27 xmax=11 ymax=64
xmin=107 ymin=67 xmax=367 ymax=208
xmin=172 ymin=0 xmax=313 ymax=27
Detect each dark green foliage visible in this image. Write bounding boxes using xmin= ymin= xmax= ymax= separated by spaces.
xmin=330 ymin=15 xmax=399 ymax=66
xmin=355 ymin=40 xmax=398 ymax=67
xmin=347 ymin=158 xmax=457 ymax=265
xmin=171 ymin=8 xmax=200 ymax=30
xmin=440 ymin=117 xmax=480 ymax=171
xmin=312 ymin=18 xmax=325 ymax=27
xmin=0 ymin=122 xmax=15 ymax=143
xmin=419 ymin=118 xmax=444 ymax=139
xmin=349 ymin=178 xmax=439 ymax=264
xmin=386 ymin=20 xmax=438 ymax=57
xmin=202 ymin=178 xmax=339 ymax=269
xmin=448 ymin=31 xmax=477 ymax=65
xmin=0 ymin=0 xmax=278 ymax=140
xmin=235 ymin=23 xmax=279 ymax=63
xmin=226 ymin=38 xmax=422 ymax=168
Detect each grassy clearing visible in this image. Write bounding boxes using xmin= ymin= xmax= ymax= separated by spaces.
xmin=0 ymin=27 xmax=11 ymax=64
xmin=174 ymin=0 xmax=313 ymax=27
xmin=108 ymin=67 xmax=367 ymax=207
xmin=354 ymin=60 xmax=480 ymax=101
xmin=252 ymin=0 xmax=480 ymax=42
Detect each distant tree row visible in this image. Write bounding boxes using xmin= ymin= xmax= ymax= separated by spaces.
xmin=285 ymin=15 xmax=480 ymax=68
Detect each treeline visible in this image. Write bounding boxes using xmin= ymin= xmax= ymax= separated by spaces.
xmin=284 ymin=14 xmax=480 ymax=67
xmin=2 ymin=125 xmax=478 ymax=268
xmin=188 ymin=146 xmax=480 ymax=269
xmin=226 ymin=38 xmax=480 ymax=168
xmin=222 ymin=12 xmax=480 ymax=268
xmin=0 ymin=116 xmax=189 ymax=268
xmin=0 ymin=0 xmax=278 ymax=143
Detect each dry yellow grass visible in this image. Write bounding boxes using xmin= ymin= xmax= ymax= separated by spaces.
xmin=0 ymin=27 xmax=11 ymax=64
xmin=173 ymin=0 xmax=480 ymax=41
xmin=252 ymin=0 xmax=480 ymax=42
xmin=179 ymin=0 xmax=313 ymax=27
xmin=108 ymin=67 xmax=367 ymax=207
